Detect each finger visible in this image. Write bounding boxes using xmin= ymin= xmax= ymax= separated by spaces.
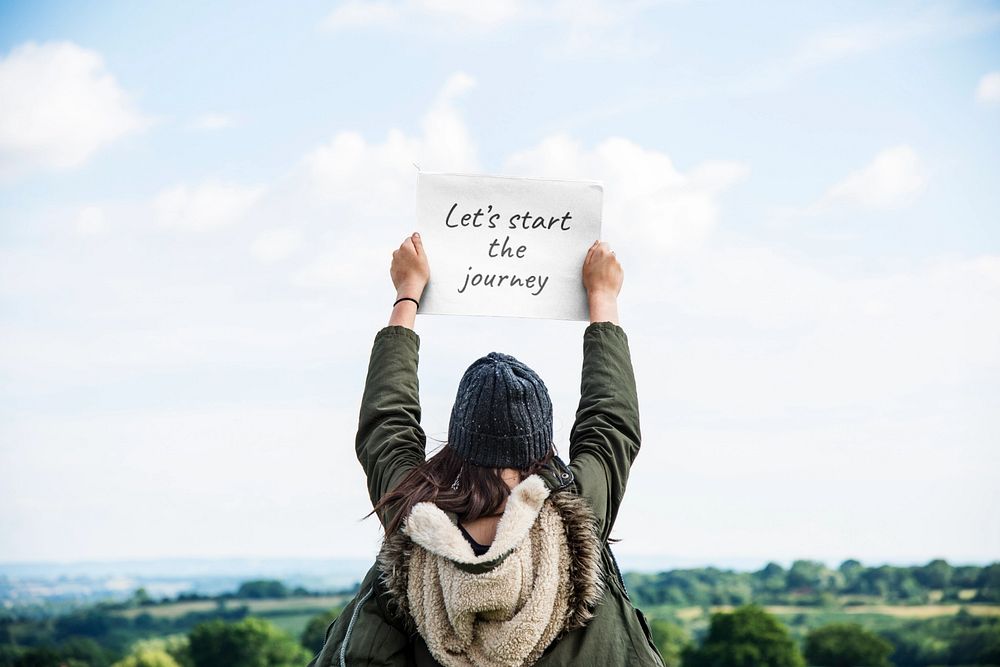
xmin=402 ymin=238 xmax=416 ymax=254
xmin=411 ymin=232 xmax=424 ymax=255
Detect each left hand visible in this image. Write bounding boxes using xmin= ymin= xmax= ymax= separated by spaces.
xmin=390 ymin=232 xmax=430 ymax=299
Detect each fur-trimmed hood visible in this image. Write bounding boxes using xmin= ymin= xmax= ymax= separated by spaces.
xmin=377 ymin=475 xmax=604 ymax=667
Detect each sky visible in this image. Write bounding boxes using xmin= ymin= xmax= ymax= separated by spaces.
xmin=0 ymin=0 xmax=998 ymax=570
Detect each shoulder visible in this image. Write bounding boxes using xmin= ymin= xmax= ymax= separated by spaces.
xmin=544 ymin=489 xmax=604 ymax=632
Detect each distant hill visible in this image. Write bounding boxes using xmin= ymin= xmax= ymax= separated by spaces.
xmin=0 ymin=558 xmax=372 ymax=606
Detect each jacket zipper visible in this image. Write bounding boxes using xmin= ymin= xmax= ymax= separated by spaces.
xmin=340 ymin=586 xmax=374 ymax=667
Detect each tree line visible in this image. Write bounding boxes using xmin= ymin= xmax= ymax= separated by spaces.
xmin=5 ymin=600 xmax=998 ymax=667
xmin=3 ymin=562 xmax=999 ymax=666
xmin=651 ymin=605 xmax=1000 ymax=667
xmin=625 ymin=559 xmax=1000 ymax=607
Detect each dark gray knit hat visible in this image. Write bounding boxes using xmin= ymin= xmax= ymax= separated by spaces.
xmin=448 ymin=352 xmax=553 ymax=468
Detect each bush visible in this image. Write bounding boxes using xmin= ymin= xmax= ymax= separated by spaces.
xmin=188 ymin=617 xmax=310 ymax=667
xmin=300 ymin=609 xmax=339 ymax=655
xmin=804 ymin=622 xmax=893 ymax=667
xmin=683 ymin=604 xmax=804 ymax=667
xmin=112 ymin=648 xmax=181 ymax=667
xmin=647 ymin=617 xmax=688 ymax=667
xmin=234 ymin=581 xmax=289 ymax=600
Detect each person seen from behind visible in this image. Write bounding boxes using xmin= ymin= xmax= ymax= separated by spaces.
xmin=309 ymin=232 xmax=665 ymax=666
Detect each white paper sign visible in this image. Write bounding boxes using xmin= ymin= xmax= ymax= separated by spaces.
xmin=416 ymin=172 xmax=603 ymax=321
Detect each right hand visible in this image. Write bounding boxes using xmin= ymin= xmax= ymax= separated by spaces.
xmin=582 ymin=240 xmax=623 ymax=298
xmin=390 ymin=232 xmax=430 ymax=299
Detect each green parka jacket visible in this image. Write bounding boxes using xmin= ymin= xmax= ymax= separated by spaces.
xmin=309 ymin=321 xmax=664 ymax=666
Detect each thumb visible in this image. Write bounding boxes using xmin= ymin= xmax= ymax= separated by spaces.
xmin=411 ymin=232 xmax=424 ymax=254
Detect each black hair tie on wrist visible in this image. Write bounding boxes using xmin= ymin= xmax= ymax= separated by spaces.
xmin=393 ymin=297 xmax=420 ymax=308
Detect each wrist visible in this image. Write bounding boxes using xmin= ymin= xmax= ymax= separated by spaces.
xmin=587 ymin=290 xmax=620 ymax=325
xmin=393 ymin=296 xmax=419 ymax=308
xmin=389 ymin=294 xmax=420 ymax=330
xmin=396 ymin=282 xmax=426 ymax=300
xmin=587 ymin=289 xmax=618 ymax=305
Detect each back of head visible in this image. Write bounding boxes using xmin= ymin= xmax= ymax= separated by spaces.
xmin=448 ymin=351 xmax=554 ymax=469
xmin=374 ymin=351 xmax=555 ymax=535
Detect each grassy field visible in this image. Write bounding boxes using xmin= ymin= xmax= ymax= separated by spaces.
xmin=115 ymin=595 xmax=348 ymax=639
xmin=115 ymin=595 xmax=1000 ymax=645
xmin=645 ymin=601 xmax=1000 ymax=640
xmin=688 ymin=603 xmax=1000 ymax=619
xmin=117 ymin=595 xmax=349 ymax=620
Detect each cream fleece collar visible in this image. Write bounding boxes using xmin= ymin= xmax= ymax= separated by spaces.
xmin=377 ymin=474 xmax=605 ymax=667
xmin=403 ymin=475 xmax=549 ymax=567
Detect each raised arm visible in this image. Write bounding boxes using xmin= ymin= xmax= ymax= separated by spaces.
xmin=355 ymin=232 xmax=430 ymax=516
xmin=387 ymin=232 xmax=428 ymax=331
xmin=568 ymin=241 xmax=640 ymax=542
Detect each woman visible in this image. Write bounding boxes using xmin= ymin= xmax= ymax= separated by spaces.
xmin=309 ymin=233 xmax=664 ymax=666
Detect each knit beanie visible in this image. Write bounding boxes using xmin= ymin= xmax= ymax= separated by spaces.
xmin=448 ymin=352 xmax=553 ymax=468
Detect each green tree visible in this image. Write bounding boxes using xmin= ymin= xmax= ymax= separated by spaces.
xmin=648 ymin=617 xmax=688 ymax=667
xmin=977 ymin=563 xmax=1000 ymax=602
xmin=132 ymin=587 xmax=154 ymax=607
xmin=300 ymin=609 xmax=339 ymax=655
xmin=188 ymin=617 xmax=310 ymax=667
xmin=235 ymin=581 xmax=289 ymax=599
xmin=758 ymin=562 xmax=788 ymax=595
xmin=682 ymin=605 xmax=804 ymax=667
xmin=1 ymin=644 xmax=23 ymax=666
xmin=10 ymin=647 xmax=89 ymax=667
xmin=804 ymin=623 xmax=893 ymax=667
xmin=913 ymin=559 xmax=952 ymax=590
xmin=57 ymin=638 xmax=112 ymax=666
xmin=787 ymin=560 xmax=826 ymax=591
xmin=112 ymin=648 xmax=182 ymax=667
xmin=880 ymin=611 xmax=1000 ymax=667
xmin=123 ymin=638 xmax=191 ymax=667
xmin=9 ymin=638 xmax=111 ymax=667
xmin=54 ymin=608 xmax=113 ymax=638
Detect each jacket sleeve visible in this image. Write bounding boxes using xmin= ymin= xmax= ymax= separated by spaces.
xmin=568 ymin=321 xmax=641 ymax=542
xmin=355 ymin=325 xmax=427 ymax=521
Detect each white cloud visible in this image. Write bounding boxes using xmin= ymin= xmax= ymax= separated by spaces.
xmin=74 ymin=205 xmax=109 ymax=236
xmin=154 ymin=182 xmax=265 ymax=231
xmin=504 ymin=135 xmax=748 ymax=251
xmin=295 ymin=75 xmax=745 ymax=291
xmin=975 ymin=71 xmax=1000 ymax=106
xmin=724 ymin=7 xmax=1000 ymax=96
xmin=321 ymin=0 xmax=661 ymax=56
xmin=820 ymin=145 xmax=926 ymax=210
xmin=290 ymin=243 xmax=392 ymax=290
xmin=3 ymin=70 xmax=998 ymax=563
xmin=322 ymin=1 xmax=402 ymax=29
xmin=551 ymin=0 xmax=661 ymax=57
xmin=301 ymin=72 xmax=477 ymax=216
xmin=0 ymin=41 xmax=149 ymax=179
xmin=642 ymin=249 xmax=1000 ymax=411
xmin=250 ymin=228 xmax=302 ymax=263
xmin=794 ymin=7 xmax=1000 ymax=70
xmin=324 ymin=0 xmax=527 ymax=30
xmin=189 ymin=113 xmax=235 ymax=131
xmin=0 ymin=404 xmax=380 ymax=560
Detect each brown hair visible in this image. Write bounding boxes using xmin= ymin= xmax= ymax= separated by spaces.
xmin=371 ymin=444 xmax=556 ymax=536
